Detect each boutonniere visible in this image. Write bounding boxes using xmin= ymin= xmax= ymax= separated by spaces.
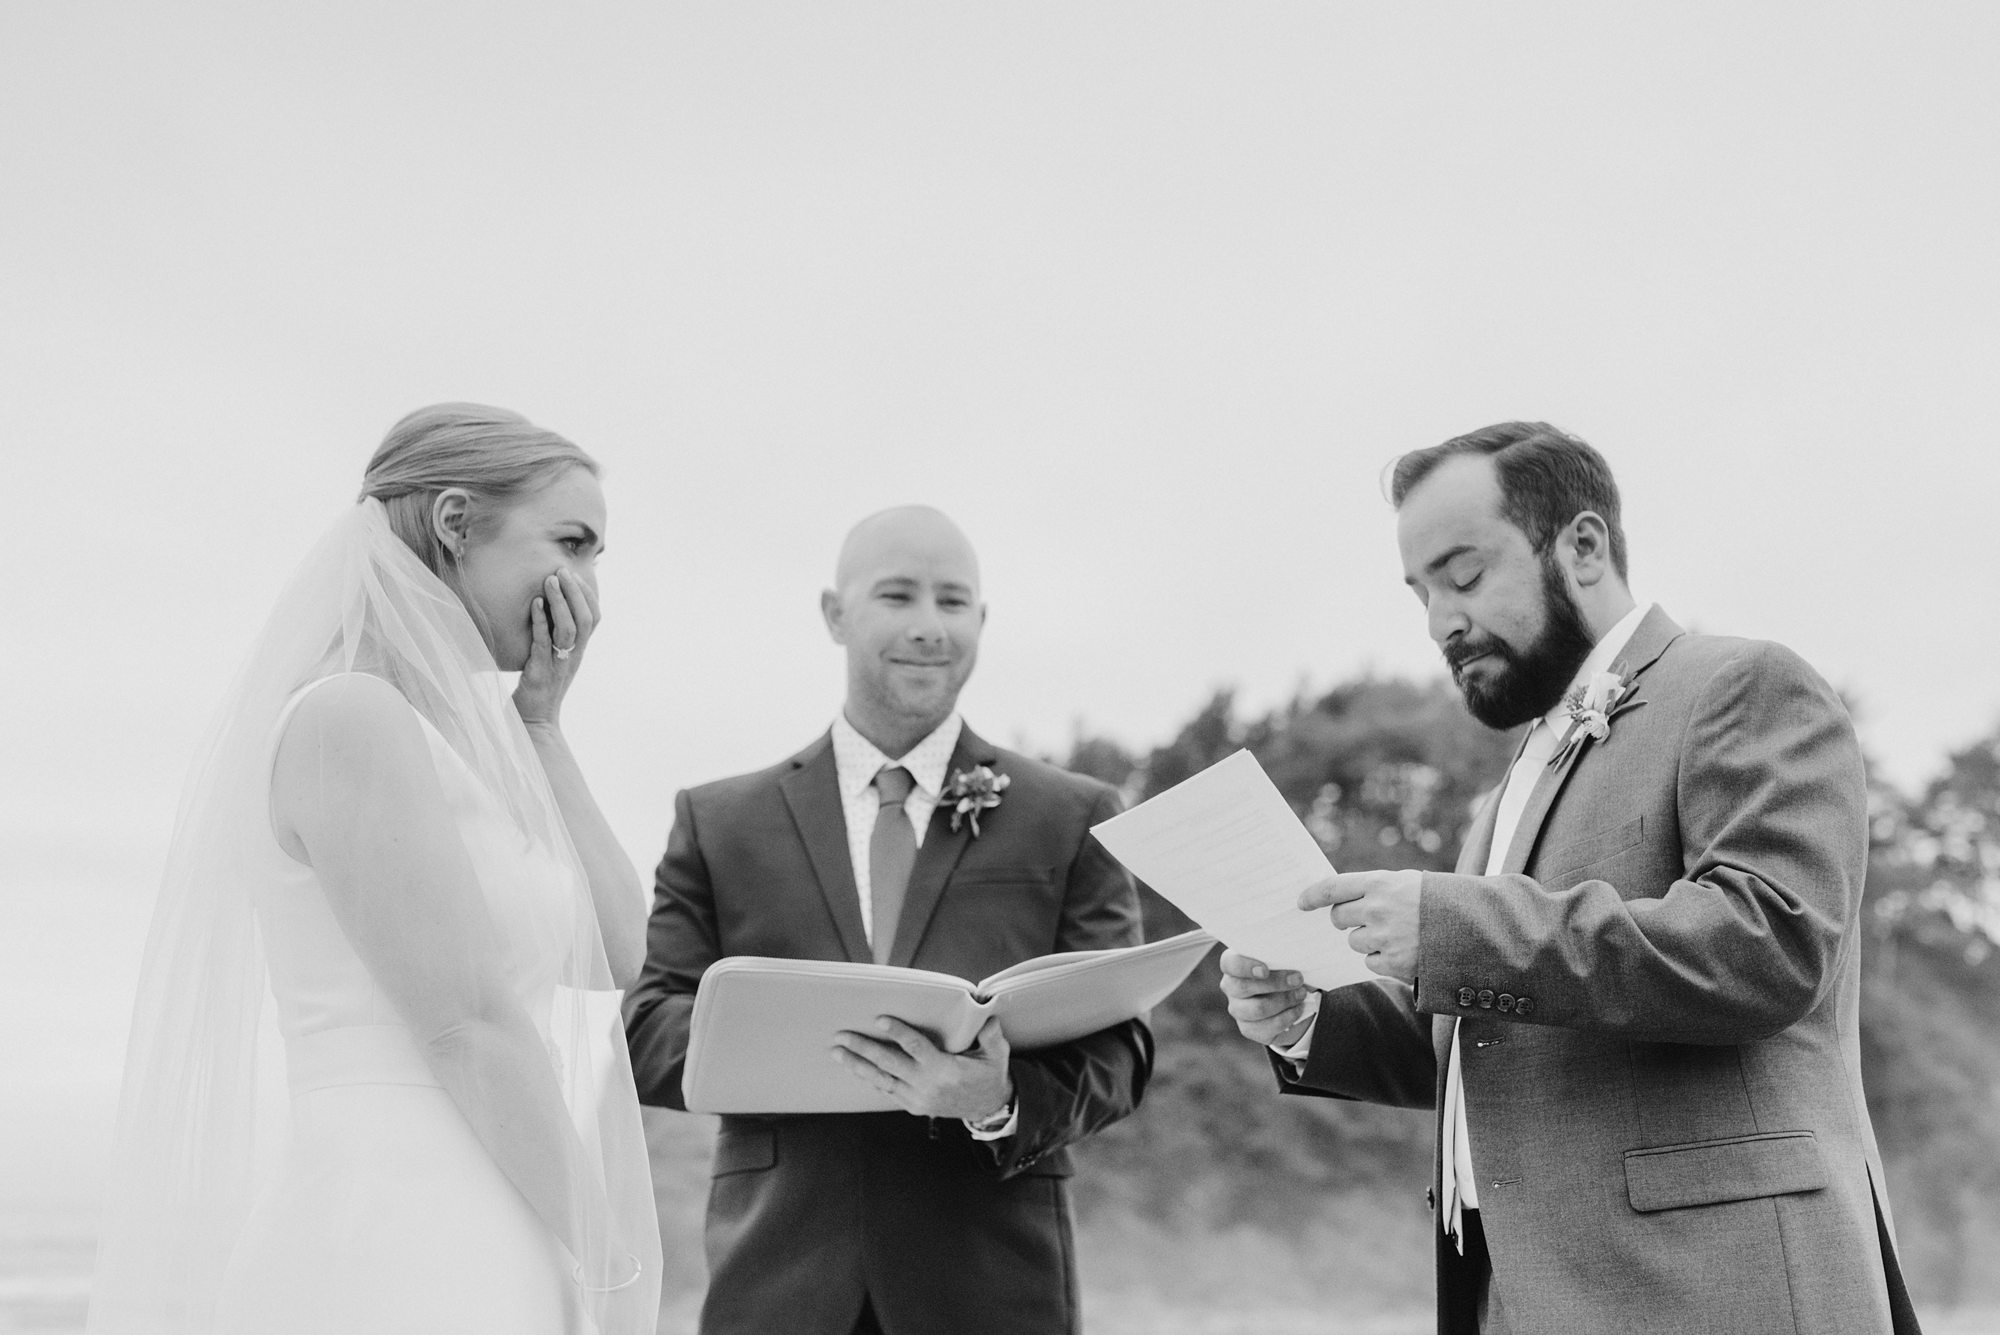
xmin=942 ymin=764 xmax=1010 ymax=836
xmin=1549 ymin=669 xmax=1642 ymax=768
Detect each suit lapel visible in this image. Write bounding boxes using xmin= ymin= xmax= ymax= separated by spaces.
xmin=1605 ymin=605 xmax=1682 ymax=690
xmin=1499 ymin=605 xmax=1685 ymax=875
xmin=778 ymin=734 xmax=872 ymax=963
xmin=886 ymin=726 xmax=995 ymax=968
xmin=1499 ymin=732 xmax=1585 ymax=874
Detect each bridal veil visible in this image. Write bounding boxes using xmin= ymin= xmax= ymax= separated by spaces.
xmin=87 ymin=499 xmax=661 ymax=1333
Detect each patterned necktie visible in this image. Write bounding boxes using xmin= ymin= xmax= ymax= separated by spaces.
xmin=869 ymin=766 xmax=918 ymax=965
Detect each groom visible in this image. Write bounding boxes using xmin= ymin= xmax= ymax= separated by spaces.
xmin=1221 ymin=423 xmax=1918 ymax=1333
xmin=624 ymin=505 xmax=1151 ymax=1335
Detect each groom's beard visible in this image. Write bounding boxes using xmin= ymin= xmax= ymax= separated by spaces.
xmin=1445 ymin=556 xmax=1598 ymax=731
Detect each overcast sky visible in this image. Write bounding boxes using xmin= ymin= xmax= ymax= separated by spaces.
xmin=5 ymin=2 xmax=1999 ymax=1208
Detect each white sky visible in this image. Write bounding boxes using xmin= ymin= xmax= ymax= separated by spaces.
xmin=5 ymin=3 xmax=2000 ymax=1208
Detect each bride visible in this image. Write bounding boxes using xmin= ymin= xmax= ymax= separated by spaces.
xmin=87 ymin=405 xmax=662 ymax=1334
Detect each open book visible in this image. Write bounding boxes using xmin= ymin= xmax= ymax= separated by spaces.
xmin=681 ymin=929 xmax=1216 ymax=1114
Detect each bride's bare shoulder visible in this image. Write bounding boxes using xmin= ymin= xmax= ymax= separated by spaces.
xmin=271 ymin=674 xmax=445 ymax=858
xmin=278 ymin=673 xmax=428 ymax=770
xmin=290 ymin=670 xmax=412 ymax=723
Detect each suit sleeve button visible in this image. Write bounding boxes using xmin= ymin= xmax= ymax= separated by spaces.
xmin=1496 ymin=993 xmax=1515 ymax=1013
xmin=1514 ymin=996 xmax=1534 ymax=1017
xmin=1456 ymin=987 xmax=1477 ymax=1007
xmin=1476 ymin=989 xmax=1495 ymax=1009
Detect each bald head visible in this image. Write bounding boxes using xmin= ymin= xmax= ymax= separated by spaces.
xmin=822 ymin=505 xmax=986 ymax=756
xmin=832 ymin=505 xmax=981 ymax=599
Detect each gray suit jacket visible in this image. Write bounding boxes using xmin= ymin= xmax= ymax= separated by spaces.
xmin=1283 ymin=608 xmax=1919 ymax=1335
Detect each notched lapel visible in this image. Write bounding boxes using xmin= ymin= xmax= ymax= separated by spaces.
xmin=1504 ymin=606 xmax=1686 ymax=875
xmin=1502 ymin=736 xmax=1587 ymax=874
xmin=778 ymin=737 xmax=872 ymax=963
xmin=1610 ymin=605 xmax=1683 ymax=689
xmin=886 ymin=727 xmax=997 ymax=968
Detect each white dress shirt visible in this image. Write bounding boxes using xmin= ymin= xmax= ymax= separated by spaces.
xmin=828 ymin=712 xmax=1017 ymax=1140
xmin=1280 ymin=601 xmax=1654 ymax=1248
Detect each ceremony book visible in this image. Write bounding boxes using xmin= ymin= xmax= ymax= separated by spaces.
xmin=680 ymin=929 xmax=1217 ymax=1114
xmin=1090 ymin=749 xmax=1376 ymax=993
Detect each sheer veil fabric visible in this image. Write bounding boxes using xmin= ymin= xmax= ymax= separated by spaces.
xmin=87 ymin=499 xmax=660 ymax=1333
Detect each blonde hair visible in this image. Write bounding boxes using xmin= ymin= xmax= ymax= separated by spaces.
xmin=360 ymin=403 xmax=599 ymax=575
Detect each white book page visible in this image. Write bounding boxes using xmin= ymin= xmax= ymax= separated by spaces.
xmin=1090 ymin=750 xmax=1375 ymax=991
xmin=974 ymin=929 xmax=1216 ymax=992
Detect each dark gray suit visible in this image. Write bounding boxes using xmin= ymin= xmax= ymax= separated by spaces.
xmin=624 ymin=724 xmax=1152 ymax=1335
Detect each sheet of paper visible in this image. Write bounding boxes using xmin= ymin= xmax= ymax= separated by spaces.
xmin=1090 ymin=750 xmax=1375 ymax=991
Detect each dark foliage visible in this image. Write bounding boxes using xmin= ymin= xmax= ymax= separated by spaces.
xmin=1858 ymin=733 xmax=2000 ymax=1304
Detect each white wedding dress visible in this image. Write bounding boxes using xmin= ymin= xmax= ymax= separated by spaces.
xmin=90 ymin=501 xmax=657 ymax=1335
xmin=211 ymin=679 xmax=584 ymax=1334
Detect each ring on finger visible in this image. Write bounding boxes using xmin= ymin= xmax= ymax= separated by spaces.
xmin=553 ymin=643 xmax=575 ymax=660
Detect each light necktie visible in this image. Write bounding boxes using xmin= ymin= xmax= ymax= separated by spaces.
xmin=1441 ymin=717 xmax=1562 ymax=1248
xmin=869 ymin=766 xmax=918 ymax=965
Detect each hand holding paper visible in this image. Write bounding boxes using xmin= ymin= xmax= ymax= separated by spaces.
xmin=1089 ymin=750 xmax=1376 ymax=992
xmin=1305 ymin=868 xmax=1422 ymax=983
xmin=1216 ymin=950 xmax=1318 ymax=1045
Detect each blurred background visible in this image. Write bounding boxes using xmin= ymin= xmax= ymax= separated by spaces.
xmin=4 ymin=3 xmax=1998 ymax=1331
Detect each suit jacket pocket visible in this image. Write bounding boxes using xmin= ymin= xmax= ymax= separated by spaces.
xmin=948 ymin=868 xmax=1055 ymax=888
xmin=1624 ymin=1130 xmax=1825 ymax=1212
xmin=1537 ymin=816 xmax=1644 ymax=880
xmin=712 ymin=1126 xmax=777 ymax=1177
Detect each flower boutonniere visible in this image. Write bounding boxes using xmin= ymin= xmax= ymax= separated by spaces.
xmin=943 ymin=764 xmax=1010 ymax=836
xmin=1548 ymin=669 xmax=1642 ymax=768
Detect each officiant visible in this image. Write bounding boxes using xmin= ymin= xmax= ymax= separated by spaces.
xmin=623 ymin=505 xmax=1153 ymax=1335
